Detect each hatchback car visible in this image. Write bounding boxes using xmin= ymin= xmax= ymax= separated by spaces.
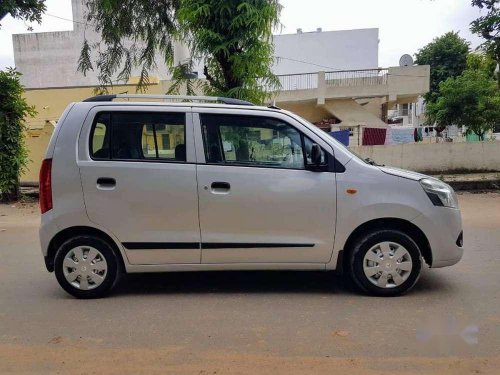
xmin=39 ymin=94 xmax=463 ymax=298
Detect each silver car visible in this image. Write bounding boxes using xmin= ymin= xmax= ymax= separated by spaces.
xmin=39 ymin=95 xmax=463 ymax=298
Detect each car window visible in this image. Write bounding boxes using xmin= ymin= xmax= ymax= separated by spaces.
xmin=201 ymin=114 xmax=305 ymax=169
xmin=90 ymin=112 xmax=186 ymax=161
xmin=90 ymin=113 xmax=111 ymax=159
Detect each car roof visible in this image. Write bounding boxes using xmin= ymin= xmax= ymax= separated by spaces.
xmin=75 ymin=100 xmax=279 ymax=113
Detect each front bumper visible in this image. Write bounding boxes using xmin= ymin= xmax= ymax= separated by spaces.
xmin=412 ymin=207 xmax=464 ymax=268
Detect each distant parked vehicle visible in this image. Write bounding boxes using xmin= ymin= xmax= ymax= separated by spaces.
xmin=39 ymin=95 xmax=463 ymax=298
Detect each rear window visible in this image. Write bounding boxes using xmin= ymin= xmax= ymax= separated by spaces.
xmin=90 ymin=112 xmax=186 ymax=162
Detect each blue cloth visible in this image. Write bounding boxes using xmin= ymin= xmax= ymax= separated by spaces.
xmin=329 ymin=130 xmax=350 ymax=146
xmin=389 ymin=127 xmax=414 ymax=144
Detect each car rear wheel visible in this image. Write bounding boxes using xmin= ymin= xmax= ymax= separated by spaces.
xmin=348 ymin=229 xmax=422 ymax=296
xmin=54 ymin=235 xmax=121 ymax=298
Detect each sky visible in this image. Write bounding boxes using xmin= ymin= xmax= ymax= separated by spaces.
xmin=0 ymin=0 xmax=486 ymax=70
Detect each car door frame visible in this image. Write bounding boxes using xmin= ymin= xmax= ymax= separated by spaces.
xmin=77 ymin=104 xmax=202 ymax=265
xmin=192 ymin=106 xmax=338 ymax=264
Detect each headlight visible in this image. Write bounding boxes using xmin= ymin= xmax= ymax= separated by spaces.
xmin=420 ymin=178 xmax=458 ymax=208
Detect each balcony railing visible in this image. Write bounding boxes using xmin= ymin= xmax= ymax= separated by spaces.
xmin=275 ymin=69 xmax=389 ymax=92
xmin=277 ymin=72 xmax=318 ymax=91
xmin=326 ymin=68 xmax=388 ymax=87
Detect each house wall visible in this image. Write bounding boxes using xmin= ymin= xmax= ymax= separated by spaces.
xmin=272 ymin=28 xmax=379 ymax=75
xmin=350 ymin=142 xmax=500 ymax=173
xmin=12 ymin=0 xmax=180 ymax=88
xmin=21 ymin=83 xmax=166 ymax=182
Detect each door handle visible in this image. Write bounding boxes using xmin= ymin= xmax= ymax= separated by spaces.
xmin=97 ymin=177 xmax=116 ymax=189
xmin=210 ymin=181 xmax=230 ymax=192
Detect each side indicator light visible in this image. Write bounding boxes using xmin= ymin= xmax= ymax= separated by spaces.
xmin=346 ymin=188 xmax=357 ymax=195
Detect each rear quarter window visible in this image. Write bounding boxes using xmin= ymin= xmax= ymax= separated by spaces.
xmin=89 ymin=111 xmax=186 ymax=162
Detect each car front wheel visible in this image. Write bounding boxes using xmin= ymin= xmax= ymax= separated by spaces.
xmin=348 ymin=229 xmax=422 ymax=296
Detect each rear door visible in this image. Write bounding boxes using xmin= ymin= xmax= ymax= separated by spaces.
xmin=194 ymin=109 xmax=337 ymax=264
xmin=78 ymin=106 xmax=201 ymax=265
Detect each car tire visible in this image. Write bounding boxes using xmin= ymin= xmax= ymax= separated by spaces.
xmin=54 ymin=235 xmax=121 ymax=299
xmin=348 ymin=229 xmax=422 ymax=297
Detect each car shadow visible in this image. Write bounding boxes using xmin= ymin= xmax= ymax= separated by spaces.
xmin=114 ymin=271 xmax=352 ymax=296
xmin=112 ymin=268 xmax=452 ymax=297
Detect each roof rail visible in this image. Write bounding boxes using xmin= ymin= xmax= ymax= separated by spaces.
xmin=82 ymin=94 xmax=255 ymax=106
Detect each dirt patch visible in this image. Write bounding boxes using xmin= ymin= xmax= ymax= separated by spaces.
xmin=0 ymin=343 xmax=498 ymax=375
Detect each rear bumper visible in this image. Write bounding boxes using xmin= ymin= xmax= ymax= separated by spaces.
xmin=412 ymin=208 xmax=464 ymax=268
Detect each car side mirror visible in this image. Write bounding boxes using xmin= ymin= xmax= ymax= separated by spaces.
xmin=311 ymin=143 xmax=322 ymax=166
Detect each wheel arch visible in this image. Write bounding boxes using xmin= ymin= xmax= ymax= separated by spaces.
xmin=341 ymin=218 xmax=432 ymax=272
xmin=45 ymin=226 xmax=126 ymax=272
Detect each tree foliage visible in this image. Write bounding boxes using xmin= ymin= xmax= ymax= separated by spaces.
xmin=426 ymin=68 xmax=500 ymax=140
xmin=0 ymin=69 xmax=35 ymax=201
xmin=415 ymin=32 xmax=470 ymax=103
xmin=78 ymin=0 xmax=281 ymax=103
xmin=470 ymin=0 xmax=500 ymax=88
xmin=470 ymin=0 xmax=499 ymax=58
xmin=466 ymin=52 xmax=497 ymax=76
xmin=165 ymin=58 xmax=203 ymax=96
xmin=78 ymin=0 xmax=179 ymax=93
xmin=0 ymin=0 xmax=46 ymax=28
xmin=176 ymin=0 xmax=281 ymax=104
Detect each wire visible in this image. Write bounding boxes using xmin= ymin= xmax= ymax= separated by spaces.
xmin=275 ymin=55 xmax=429 ymax=78
xmin=275 ymin=55 xmax=344 ymax=71
xmin=35 ymin=17 xmax=428 ymax=78
xmin=45 ymin=12 xmax=88 ymax=26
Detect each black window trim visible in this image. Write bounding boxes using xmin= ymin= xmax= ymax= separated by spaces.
xmin=89 ymin=110 xmax=188 ymax=164
xmin=89 ymin=112 xmax=111 ymax=160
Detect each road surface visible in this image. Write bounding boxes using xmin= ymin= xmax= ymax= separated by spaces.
xmin=0 ymin=192 xmax=499 ymax=374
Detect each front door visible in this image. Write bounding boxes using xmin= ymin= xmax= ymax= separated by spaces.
xmin=195 ymin=111 xmax=337 ymax=264
xmin=79 ymin=107 xmax=201 ymax=265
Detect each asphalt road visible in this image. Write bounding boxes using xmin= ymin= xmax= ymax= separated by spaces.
xmin=0 ymin=192 xmax=499 ymax=374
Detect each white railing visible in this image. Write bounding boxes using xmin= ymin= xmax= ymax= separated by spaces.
xmin=275 ymin=68 xmax=389 ymax=93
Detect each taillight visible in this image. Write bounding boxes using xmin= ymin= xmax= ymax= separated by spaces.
xmin=39 ymin=159 xmax=53 ymax=214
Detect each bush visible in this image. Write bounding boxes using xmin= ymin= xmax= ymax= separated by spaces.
xmin=0 ymin=69 xmax=35 ymax=202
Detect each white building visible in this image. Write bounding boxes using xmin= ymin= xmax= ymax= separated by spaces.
xmin=272 ymin=28 xmax=379 ymax=75
xmin=13 ymin=0 xmax=380 ymax=89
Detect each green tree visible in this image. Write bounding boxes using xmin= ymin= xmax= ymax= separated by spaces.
xmin=0 ymin=0 xmax=46 ymax=28
xmin=470 ymin=0 xmax=500 ymax=89
xmin=466 ymin=52 xmax=497 ymax=76
xmin=0 ymin=69 xmax=36 ymax=201
xmin=176 ymin=0 xmax=281 ymax=104
xmin=78 ymin=0 xmax=281 ymax=104
xmin=415 ymin=32 xmax=470 ymax=103
xmin=426 ymin=69 xmax=500 ymax=140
